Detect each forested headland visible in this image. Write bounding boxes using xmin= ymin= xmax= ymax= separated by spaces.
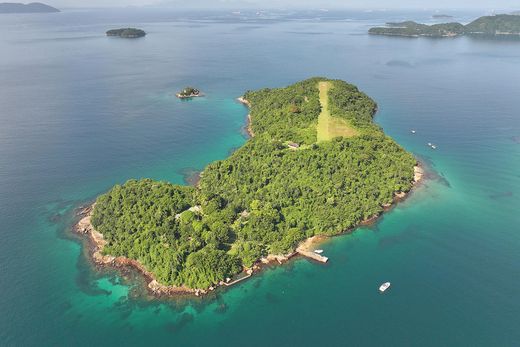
xmin=88 ymin=78 xmax=417 ymax=291
xmin=369 ymin=14 xmax=520 ymax=37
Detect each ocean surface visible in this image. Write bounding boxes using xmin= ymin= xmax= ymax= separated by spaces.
xmin=1 ymin=8 xmax=519 ymax=346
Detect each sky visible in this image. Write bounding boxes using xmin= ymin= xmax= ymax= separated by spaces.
xmin=48 ymin=0 xmax=519 ymax=10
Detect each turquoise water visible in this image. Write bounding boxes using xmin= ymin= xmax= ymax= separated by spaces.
xmin=1 ymin=9 xmax=519 ymax=346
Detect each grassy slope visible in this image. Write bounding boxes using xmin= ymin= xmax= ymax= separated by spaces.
xmin=316 ymin=81 xmax=358 ymax=142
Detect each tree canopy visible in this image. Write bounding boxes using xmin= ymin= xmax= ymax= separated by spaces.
xmin=106 ymin=28 xmax=146 ymax=38
xmin=369 ymin=14 xmax=520 ymax=37
xmin=91 ymin=78 xmax=416 ymax=289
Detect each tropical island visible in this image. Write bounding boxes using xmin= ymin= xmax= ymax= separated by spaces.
xmin=0 ymin=2 xmax=59 ymax=13
xmin=106 ymin=28 xmax=146 ymax=38
xmin=176 ymin=87 xmax=203 ymax=99
xmin=75 ymin=78 xmax=422 ymax=296
xmin=369 ymin=14 xmax=520 ymax=37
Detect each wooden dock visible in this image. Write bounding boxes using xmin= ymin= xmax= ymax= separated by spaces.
xmin=223 ymin=271 xmax=253 ymax=286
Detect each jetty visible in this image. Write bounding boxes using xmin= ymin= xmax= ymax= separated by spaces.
xmin=295 ymin=236 xmax=329 ymax=263
xmin=296 ymin=248 xmax=328 ymax=263
xmin=223 ymin=270 xmax=253 ymax=286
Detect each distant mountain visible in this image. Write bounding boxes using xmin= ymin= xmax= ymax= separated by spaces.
xmin=464 ymin=15 xmax=520 ymax=35
xmin=0 ymin=2 xmax=60 ymax=13
xmin=511 ymin=11 xmax=520 ymax=15
xmin=369 ymin=14 xmax=520 ymax=37
xmin=370 ymin=21 xmax=465 ymax=37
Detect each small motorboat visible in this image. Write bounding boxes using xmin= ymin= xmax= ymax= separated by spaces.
xmin=431 ymin=145 xmax=437 ymax=149
xmin=427 ymin=142 xmax=432 ymax=147
xmin=411 ymin=130 xmax=416 ymax=134
xmin=314 ymin=249 xmax=324 ymax=254
xmin=379 ymin=282 xmax=391 ymax=293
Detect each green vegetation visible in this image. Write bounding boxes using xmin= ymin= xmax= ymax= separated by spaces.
xmin=369 ymin=14 xmax=520 ymax=37
xmin=464 ymin=15 xmax=520 ymax=35
xmin=106 ymin=28 xmax=146 ymax=38
xmin=90 ymin=179 xmax=241 ymax=288
xmin=316 ymin=81 xmax=358 ymax=142
xmin=369 ymin=21 xmax=465 ymax=37
xmin=177 ymin=87 xmax=202 ymax=98
xmin=91 ymin=78 xmax=416 ymax=289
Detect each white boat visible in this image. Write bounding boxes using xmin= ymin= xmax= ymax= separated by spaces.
xmin=314 ymin=249 xmax=324 ymax=254
xmin=427 ymin=142 xmax=432 ymax=147
xmin=379 ymin=282 xmax=391 ymax=293
xmin=431 ymin=145 xmax=437 ymax=149
xmin=411 ymin=130 xmax=416 ymax=134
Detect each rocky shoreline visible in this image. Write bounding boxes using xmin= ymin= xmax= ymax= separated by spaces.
xmin=176 ymin=93 xmax=204 ymax=99
xmin=237 ymin=96 xmax=255 ymax=137
xmin=74 ymin=205 xmax=198 ymax=296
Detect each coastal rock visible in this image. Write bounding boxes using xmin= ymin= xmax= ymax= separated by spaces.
xmin=414 ymin=165 xmax=424 ymax=182
xmin=395 ymin=192 xmax=407 ymax=199
xmin=237 ymin=97 xmax=254 ymax=137
xmin=148 ymin=280 xmax=162 ymax=293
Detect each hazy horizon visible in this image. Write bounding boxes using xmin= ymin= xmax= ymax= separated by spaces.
xmin=37 ymin=0 xmax=520 ymax=11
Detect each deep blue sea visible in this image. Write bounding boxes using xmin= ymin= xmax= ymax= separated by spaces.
xmin=1 ymin=8 xmax=519 ymax=346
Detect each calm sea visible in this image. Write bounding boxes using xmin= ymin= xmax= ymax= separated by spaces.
xmin=1 ymin=8 xmax=519 ymax=346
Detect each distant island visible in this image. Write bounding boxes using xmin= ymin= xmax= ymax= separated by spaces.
xmin=369 ymin=14 xmax=520 ymax=37
xmin=432 ymin=14 xmax=454 ymax=19
xmin=0 ymin=2 xmax=59 ymax=13
xmin=75 ymin=78 xmax=422 ymax=296
xmin=106 ymin=28 xmax=146 ymax=38
xmin=176 ymin=87 xmax=203 ymax=99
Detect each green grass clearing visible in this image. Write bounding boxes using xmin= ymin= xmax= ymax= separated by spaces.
xmin=316 ymin=81 xmax=358 ymax=142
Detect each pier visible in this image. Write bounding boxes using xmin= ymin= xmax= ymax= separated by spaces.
xmin=296 ymin=248 xmax=329 ymax=263
xmin=223 ymin=271 xmax=253 ymax=286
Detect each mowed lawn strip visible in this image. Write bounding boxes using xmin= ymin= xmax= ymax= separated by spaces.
xmin=317 ymin=81 xmax=358 ymax=142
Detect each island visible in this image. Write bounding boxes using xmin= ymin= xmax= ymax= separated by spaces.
xmin=0 ymin=2 xmax=59 ymax=13
xmin=369 ymin=14 xmax=520 ymax=37
xmin=176 ymin=87 xmax=203 ymax=99
xmin=106 ymin=28 xmax=146 ymax=38
xmin=75 ymin=78 xmax=422 ymax=296
xmin=432 ymin=14 xmax=454 ymax=19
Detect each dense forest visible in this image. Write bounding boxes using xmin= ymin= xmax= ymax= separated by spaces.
xmin=91 ymin=78 xmax=416 ymax=289
xmin=369 ymin=21 xmax=465 ymax=37
xmin=464 ymin=15 xmax=520 ymax=34
xmin=369 ymin=14 xmax=520 ymax=37
xmin=177 ymin=87 xmax=202 ymax=98
xmin=106 ymin=28 xmax=146 ymax=38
